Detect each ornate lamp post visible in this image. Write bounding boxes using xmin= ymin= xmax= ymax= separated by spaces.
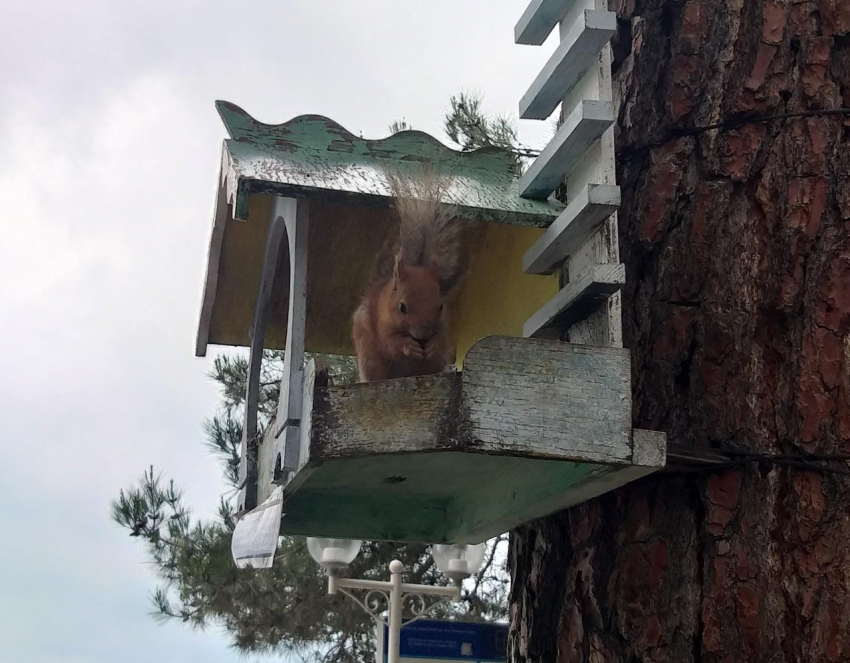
xmin=306 ymin=538 xmax=486 ymax=663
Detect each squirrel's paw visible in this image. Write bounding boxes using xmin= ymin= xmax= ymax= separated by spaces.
xmin=402 ymin=336 xmax=425 ymax=359
xmin=424 ymin=337 xmax=443 ymax=361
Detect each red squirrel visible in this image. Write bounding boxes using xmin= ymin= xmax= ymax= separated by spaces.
xmin=352 ymin=170 xmax=466 ymax=382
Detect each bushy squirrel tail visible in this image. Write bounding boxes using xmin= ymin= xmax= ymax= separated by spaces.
xmin=377 ymin=166 xmax=466 ymax=293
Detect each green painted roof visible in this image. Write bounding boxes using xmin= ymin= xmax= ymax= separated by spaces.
xmin=216 ymin=100 xmax=562 ymax=226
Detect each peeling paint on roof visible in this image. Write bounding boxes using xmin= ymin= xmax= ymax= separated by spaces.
xmin=216 ymin=101 xmax=562 ymax=226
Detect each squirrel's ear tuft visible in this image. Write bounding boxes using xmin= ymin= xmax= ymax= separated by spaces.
xmin=393 ymin=253 xmax=402 ymax=283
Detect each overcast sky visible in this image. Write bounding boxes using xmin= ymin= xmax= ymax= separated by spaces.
xmin=0 ymin=2 xmax=554 ymax=661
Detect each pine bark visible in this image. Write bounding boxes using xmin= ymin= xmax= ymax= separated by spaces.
xmin=509 ymin=1 xmax=850 ymax=661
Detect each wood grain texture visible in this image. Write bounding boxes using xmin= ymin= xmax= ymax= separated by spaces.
xmin=514 ymin=0 xmax=577 ymax=45
xmin=523 ymin=263 xmax=625 ymax=339
xmin=519 ymin=10 xmax=617 ymax=120
xmin=310 ymin=373 xmax=458 ymax=459
xmin=256 ymin=421 xmax=279 ymax=505
xmin=518 ymin=100 xmax=614 ymax=199
xmin=462 ymin=336 xmax=632 ymax=463
xmin=307 ymin=337 xmax=633 ymax=465
xmin=631 ymin=428 xmax=666 ymax=467
xmin=523 ymin=183 xmax=620 ymax=275
xmin=265 ymin=336 xmax=664 ymax=542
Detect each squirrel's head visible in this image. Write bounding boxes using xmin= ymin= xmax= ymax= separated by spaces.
xmin=384 ymin=258 xmax=444 ymax=344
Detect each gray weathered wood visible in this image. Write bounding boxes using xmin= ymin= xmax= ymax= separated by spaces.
xmin=259 ymin=360 xmax=319 ymax=505
xmin=462 ymin=336 xmax=632 ymax=463
xmin=518 ymin=100 xmax=613 ymax=199
xmin=519 ymin=10 xmax=617 ymax=120
xmin=257 ymin=421 xmax=278 ymax=505
xmin=523 ymin=183 xmax=620 ymax=275
xmin=311 ymin=373 xmax=458 ymax=459
xmin=524 ymin=263 xmax=625 ymax=339
xmin=632 ymin=428 xmax=667 ymax=467
xmin=260 ymin=336 xmax=666 ymax=542
xmin=236 ymin=208 xmax=291 ymax=513
xmin=515 ymin=0 xmax=578 ymax=45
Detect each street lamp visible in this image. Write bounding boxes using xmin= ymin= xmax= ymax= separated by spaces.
xmin=306 ymin=537 xmax=486 ymax=663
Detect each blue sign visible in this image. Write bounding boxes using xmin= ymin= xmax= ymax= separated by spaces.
xmin=380 ymin=619 xmax=507 ymax=662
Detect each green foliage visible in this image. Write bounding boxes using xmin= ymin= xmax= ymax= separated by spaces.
xmin=114 ymin=95 xmax=522 ymax=662
xmin=113 ymin=349 xmax=507 ymax=662
xmin=444 ymin=92 xmax=518 ymax=153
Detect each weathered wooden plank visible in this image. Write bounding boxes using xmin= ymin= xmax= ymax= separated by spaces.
xmin=518 ymin=100 xmax=613 ymax=200
xmin=258 ymin=359 xmax=323 ymax=505
xmin=308 ymin=337 xmax=633 ymax=466
xmin=524 ymin=264 xmax=625 ymax=339
xmin=274 ymin=197 xmax=309 ymax=439
xmin=310 ymin=373 xmax=458 ymax=460
xmin=266 ymin=337 xmax=667 ymax=543
xmin=519 ymin=10 xmax=617 ymax=120
xmin=257 ymin=423 xmax=278 ymax=505
xmin=523 ymin=183 xmax=620 ymax=275
xmin=515 ymin=0 xmax=578 ymax=45
xmin=462 ymin=336 xmax=632 ymax=463
xmin=632 ymin=428 xmax=667 ymax=467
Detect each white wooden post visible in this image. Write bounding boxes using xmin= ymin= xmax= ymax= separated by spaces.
xmin=558 ymin=0 xmax=623 ymax=348
xmin=272 ymin=197 xmax=310 ymax=479
xmin=516 ymin=0 xmax=624 ymax=347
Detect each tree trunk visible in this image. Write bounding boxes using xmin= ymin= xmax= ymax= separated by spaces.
xmin=509 ymin=1 xmax=850 ymax=661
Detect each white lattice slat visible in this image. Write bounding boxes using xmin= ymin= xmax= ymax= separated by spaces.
xmin=520 ymin=10 xmax=616 ymax=120
xmin=518 ymin=100 xmax=613 ymax=200
xmin=524 ymin=183 xmax=620 ymax=275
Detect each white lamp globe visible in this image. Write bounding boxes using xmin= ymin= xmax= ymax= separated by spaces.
xmin=306 ymin=537 xmax=361 ymax=572
xmin=431 ymin=542 xmax=486 ymax=582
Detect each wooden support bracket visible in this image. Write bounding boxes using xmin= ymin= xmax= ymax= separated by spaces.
xmin=524 ymin=183 xmax=620 ymax=275
xmin=524 ymin=263 xmax=625 ymax=339
xmin=520 ymin=10 xmax=617 ymax=120
xmin=518 ymin=100 xmax=613 ymax=200
xmin=237 ymin=206 xmax=291 ymax=513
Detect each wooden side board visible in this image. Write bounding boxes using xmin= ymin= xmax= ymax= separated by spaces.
xmin=252 ymin=336 xmax=666 ymax=543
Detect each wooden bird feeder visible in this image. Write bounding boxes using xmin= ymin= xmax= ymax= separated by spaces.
xmin=196 ymin=0 xmax=667 ymax=543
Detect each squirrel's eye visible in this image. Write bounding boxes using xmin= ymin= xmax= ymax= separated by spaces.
xmin=399 ymin=302 xmax=407 ymax=314
xmin=439 ymin=303 xmax=444 ymax=312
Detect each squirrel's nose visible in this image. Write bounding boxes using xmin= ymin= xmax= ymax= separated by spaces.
xmin=411 ymin=333 xmax=430 ymax=345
